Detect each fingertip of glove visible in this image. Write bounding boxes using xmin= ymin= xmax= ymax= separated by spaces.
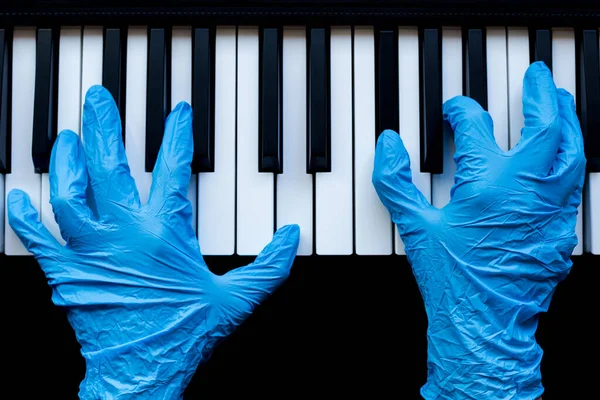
xmin=173 ymin=100 xmax=192 ymax=113
xmin=442 ymin=95 xmax=479 ymax=114
xmin=373 ymin=132 xmax=412 ymax=189
xmin=166 ymin=101 xmax=193 ymax=129
xmin=85 ymin=84 xmax=108 ymax=100
xmin=377 ymin=129 xmax=410 ymax=160
xmin=526 ymin=61 xmax=552 ymax=78
xmin=380 ymin=129 xmax=398 ymax=138
xmin=56 ymin=129 xmax=79 ymax=146
xmin=524 ymin=62 xmax=557 ymax=97
xmin=276 ymin=224 xmax=300 ymax=241
xmin=377 ymin=129 xmax=400 ymax=148
xmin=6 ymin=189 xmax=27 ymax=204
xmin=7 ymin=189 xmax=31 ymax=215
xmin=83 ymin=85 xmax=116 ymax=115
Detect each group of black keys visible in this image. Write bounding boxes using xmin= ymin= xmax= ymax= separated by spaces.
xmin=0 ymin=26 xmax=598 ymax=181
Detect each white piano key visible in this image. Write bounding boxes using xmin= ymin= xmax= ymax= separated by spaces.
xmin=354 ymin=26 xmax=393 ymax=255
xmin=432 ymin=27 xmax=462 ymax=209
xmin=56 ymin=28 xmax=83 ymax=132
xmin=277 ymin=27 xmax=313 ymax=255
xmin=80 ymin=26 xmax=103 ymax=138
xmin=552 ymin=28 xmax=583 ymax=255
xmin=171 ymin=26 xmax=197 ymax=234
xmin=236 ymin=27 xmax=274 ymax=256
xmin=197 ymin=27 xmax=236 ymax=256
xmin=486 ymin=27 xmax=509 ymax=152
xmin=395 ymin=26 xmax=432 ymax=255
xmin=4 ymin=28 xmax=39 ymax=255
xmin=507 ymin=27 xmax=530 ymax=149
xmin=125 ymin=27 xmax=152 ymax=205
xmin=586 ymin=173 xmax=599 ymax=254
xmin=315 ymin=27 xmax=353 ymax=255
xmin=41 ymin=26 xmax=82 ymax=246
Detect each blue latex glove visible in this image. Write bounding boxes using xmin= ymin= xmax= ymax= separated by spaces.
xmin=7 ymin=86 xmax=300 ymax=399
xmin=372 ymin=62 xmax=585 ymax=399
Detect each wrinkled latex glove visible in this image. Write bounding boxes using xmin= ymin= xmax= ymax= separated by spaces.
xmin=372 ymin=62 xmax=585 ymax=400
xmin=7 ymin=85 xmax=300 ymax=399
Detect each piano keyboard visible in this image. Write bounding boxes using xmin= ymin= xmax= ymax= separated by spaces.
xmin=0 ymin=8 xmax=598 ymax=257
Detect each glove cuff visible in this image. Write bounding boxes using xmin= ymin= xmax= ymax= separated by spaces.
xmin=421 ymin=332 xmax=545 ymax=399
xmin=77 ymin=343 xmax=200 ymax=400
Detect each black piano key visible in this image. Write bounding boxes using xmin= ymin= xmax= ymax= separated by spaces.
xmin=420 ymin=28 xmax=443 ymax=174
xmin=145 ymin=27 xmax=171 ymax=172
xmin=375 ymin=27 xmax=399 ymax=137
xmin=463 ymin=28 xmax=488 ymax=110
xmin=259 ymin=27 xmax=283 ymax=173
xmin=191 ymin=27 xmax=215 ymax=173
xmin=0 ymin=28 xmax=12 ymax=174
xmin=102 ymin=27 xmax=127 ymax=141
xmin=531 ymin=28 xmax=552 ymax=71
xmin=32 ymin=27 xmax=59 ymax=174
xmin=577 ymin=29 xmax=600 ymax=172
xmin=307 ymin=27 xmax=331 ymax=173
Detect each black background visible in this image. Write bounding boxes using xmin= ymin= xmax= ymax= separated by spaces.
xmin=1 ymin=253 xmax=597 ymax=399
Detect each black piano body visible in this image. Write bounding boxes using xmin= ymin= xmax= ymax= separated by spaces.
xmin=0 ymin=1 xmax=599 ymax=399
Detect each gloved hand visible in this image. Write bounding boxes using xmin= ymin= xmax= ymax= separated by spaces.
xmin=372 ymin=61 xmax=585 ymax=399
xmin=7 ymin=85 xmax=300 ymax=399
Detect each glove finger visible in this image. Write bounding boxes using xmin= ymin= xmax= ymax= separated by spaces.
xmin=223 ymin=224 xmax=300 ymax=306
xmin=512 ymin=61 xmax=561 ymax=175
xmin=7 ymin=189 xmax=64 ymax=262
xmin=82 ymin=85 xmax=141 ymax=215
xmin=442 ymin=95 xmax=500 ymax=182
xmin=372 ymin=130 xmax=435 ymax=240
xmin=147 ymin=101 xmax=194 ymax=217
xmin=50 ymin=130 xmax=97 ymax=244
xmin=541 ymin=89 xmax=586 ymax=204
